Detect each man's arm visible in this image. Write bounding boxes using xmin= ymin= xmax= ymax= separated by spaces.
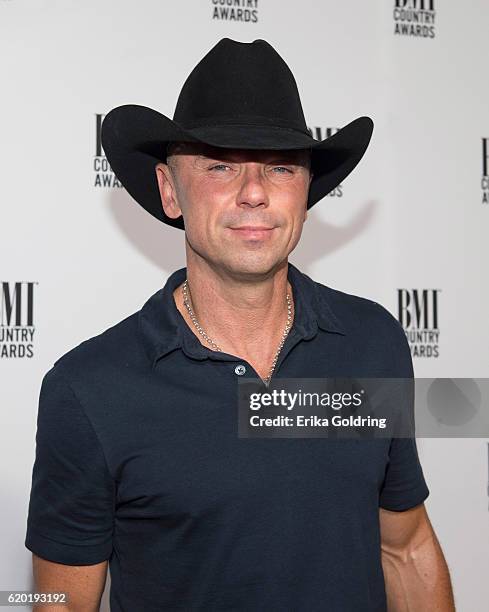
xmin=32 ymin=554 xmax=108 ymax=612
xmin=25 ymin=367 xmax=116 ymax=610
xmin=379 ymin=503 xmax=455 ymax=611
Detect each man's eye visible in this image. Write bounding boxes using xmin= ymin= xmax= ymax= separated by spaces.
xmin=272 ymin=166 xmax=293 ymax=173
xmin=209 ymin=164 xmax=230 ymax=171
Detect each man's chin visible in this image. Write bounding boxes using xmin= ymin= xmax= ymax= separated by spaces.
xmin=219 ymin=256 xmax=284 ymax=280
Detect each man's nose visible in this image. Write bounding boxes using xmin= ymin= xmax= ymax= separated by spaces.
xmin=236 ymin=164 xmax=268 ymax=208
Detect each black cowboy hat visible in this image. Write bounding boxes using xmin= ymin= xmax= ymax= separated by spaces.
xmin=101 ymin=37 xmax=374 ymax=231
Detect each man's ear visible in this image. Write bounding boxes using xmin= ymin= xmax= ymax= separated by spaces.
xmin=154 ymin=162 xmax=182 ymax=221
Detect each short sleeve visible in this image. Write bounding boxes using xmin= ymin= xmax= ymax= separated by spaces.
xmin=25 ymin=366 xmax=115 ymax=565
xmin=377 ymin=303 xmax=430 ymax=511
xmin=379 ymin=437 xmax=430 ymax=511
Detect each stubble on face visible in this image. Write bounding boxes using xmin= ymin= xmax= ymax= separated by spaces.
xmin=161 ymin=141 xmax=313 ymax=279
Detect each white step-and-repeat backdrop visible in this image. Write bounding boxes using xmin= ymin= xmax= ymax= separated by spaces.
xmin=1 ymin=1 xmax=488 ymax=610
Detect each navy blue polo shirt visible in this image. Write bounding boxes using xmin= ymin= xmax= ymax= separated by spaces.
xmin=25 ymin=262 xmax=429 ymax=612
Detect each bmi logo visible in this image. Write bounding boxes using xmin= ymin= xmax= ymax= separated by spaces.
xmin=398 ymin=289 xmax=440 ymax=358
xmin=393 ymin=0 xmax=436 ymax=38
xmin=211 ymin=0 xmax=258 ymax=22
xmin=482 ymin=138 xmax=489 ymax=204
xmin=94 ymin=114 xmax=122 ymax=189
xmin=308 ymin=126 xmax=343 ymax=197
xmin=0 ymin=282 xmax=37 ymax=359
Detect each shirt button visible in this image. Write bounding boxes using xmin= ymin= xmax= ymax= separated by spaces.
xmin=234 ymin=364 xmax=246 ymax=376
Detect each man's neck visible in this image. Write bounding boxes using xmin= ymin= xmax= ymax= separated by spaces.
xmin=172 ymin=260 xmax=295 ymax=373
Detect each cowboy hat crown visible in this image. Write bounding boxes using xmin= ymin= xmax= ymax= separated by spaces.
xmin=172 ymin=37 xmax=310 ymax=142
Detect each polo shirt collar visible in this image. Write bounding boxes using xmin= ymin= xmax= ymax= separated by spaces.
xmin=138 ymin=262 xmax=346 ymax=369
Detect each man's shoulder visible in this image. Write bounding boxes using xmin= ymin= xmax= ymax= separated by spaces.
xmin=49 ymin=307 xmax=145 ymax=384
xmin=313 ymin=279 xmax=413 ymax=375
xmin=313 ymin=278 xmax=405 ymax=340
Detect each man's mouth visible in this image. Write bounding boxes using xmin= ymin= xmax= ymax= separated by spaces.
xmin=228 ymin=226 xmax=276 ymax=239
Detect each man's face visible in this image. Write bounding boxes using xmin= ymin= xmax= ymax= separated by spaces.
xmin=155 ymin=142 xmax=312 ymax=277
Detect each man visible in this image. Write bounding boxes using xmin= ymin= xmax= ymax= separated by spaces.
xmin=25 ymin=38 xmax=455 ymax=611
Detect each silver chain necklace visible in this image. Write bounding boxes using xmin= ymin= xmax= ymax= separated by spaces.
xmin=182 ymin=278 xmax=293 ymax=386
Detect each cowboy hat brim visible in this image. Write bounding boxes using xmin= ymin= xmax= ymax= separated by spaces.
xmin=101 ymin=104 xmax=374 ymax=231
